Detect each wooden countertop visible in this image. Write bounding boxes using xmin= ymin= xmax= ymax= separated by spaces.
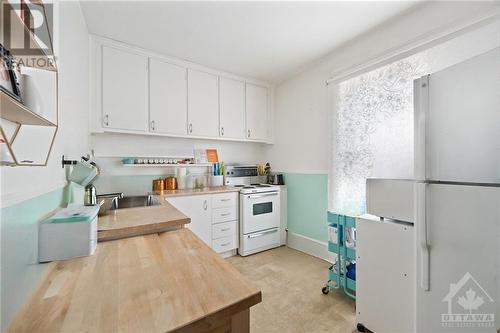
xmin=151 ymin=186 xmax=240 ymax=198
xmin=97 ymin=202 xmax=190 ymax=241
xmin=7 ymin=228 xmax=261 ymax=333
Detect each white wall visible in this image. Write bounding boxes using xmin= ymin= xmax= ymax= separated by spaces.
xmin=0 ymin=1 xmax=90 ymax=329
xmin=266 ymin=2 xmax=500 ymax=174
xmin=90 ymin=133 xmax=268 ymax=195
xmin=0 ymin=1 xmax=90 ymax=209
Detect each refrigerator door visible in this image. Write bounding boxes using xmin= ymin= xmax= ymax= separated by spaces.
xmin=414 ymin=48 xmax=500 ymax=184
xmin=357 ymin=215 xmax=415 ymax=333
xmin=416 ymin=183 xmax=499 ymax=332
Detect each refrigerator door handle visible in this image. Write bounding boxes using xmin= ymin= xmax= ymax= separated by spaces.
xmin=414 ymin=75 xmax=429 ymax=181
xmin=416 ymin=183 xmax=430 ymax=291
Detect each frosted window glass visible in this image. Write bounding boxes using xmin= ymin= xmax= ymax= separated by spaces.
xmin=328 ymin=21 xmax=499 ymax=216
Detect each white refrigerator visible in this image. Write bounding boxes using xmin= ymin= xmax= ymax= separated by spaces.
xmin=413 ymin=48 xmax=499 ymax=332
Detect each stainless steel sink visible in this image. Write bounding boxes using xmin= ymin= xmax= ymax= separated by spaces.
xmin=97 ymin=194 xmax=160 ymax=215
xmin=111 ymin=195 xmax=160 ymax=210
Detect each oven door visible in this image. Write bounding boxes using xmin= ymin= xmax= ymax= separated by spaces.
xmin=241 ymin=191 xmax=280 ymax=234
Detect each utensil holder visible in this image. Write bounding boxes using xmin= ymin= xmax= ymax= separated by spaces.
xmin=210 ymin=175 xmax=224 ymax=187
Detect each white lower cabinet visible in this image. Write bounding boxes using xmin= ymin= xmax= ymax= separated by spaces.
xmin=212 ymin=235 xmax=238 ymax=254
xmin=212 ymin=220 xmax=238 ymax=239
xmin=211 ymin=193 xmax=239 ymax=256
xmin=165 ymin=192 xmax=239 ymax=256
xmin=165 ymin=195 xmax=212 ymax=246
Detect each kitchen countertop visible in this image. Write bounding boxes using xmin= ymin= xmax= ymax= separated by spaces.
xmin=151 ymin=185 xmax=240 ymax=198
xmin=7 ymin=228 xmax=262 ymax=333
xmin=97 ymin=202 xmax=190 ymax=241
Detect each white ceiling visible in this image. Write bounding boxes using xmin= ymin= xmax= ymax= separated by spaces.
xmin=80 ymin=1 xmax=420 ymax=83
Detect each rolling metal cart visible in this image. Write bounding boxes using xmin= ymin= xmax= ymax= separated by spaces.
xmin=322 ymin=212 xmax=356 ymax=300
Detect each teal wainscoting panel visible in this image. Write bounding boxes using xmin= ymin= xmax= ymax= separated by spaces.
xmin=1 ymin=188 xmax=64 ymax=330
xmin=283 ymin=173 xmax=328 ymax=243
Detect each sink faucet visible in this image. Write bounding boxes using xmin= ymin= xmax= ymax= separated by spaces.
xmin=96 ymin=192 xmax=124 ymax=216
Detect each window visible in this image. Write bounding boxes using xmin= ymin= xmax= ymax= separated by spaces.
xmin=328 ymin=21 xmax=499 ymax=216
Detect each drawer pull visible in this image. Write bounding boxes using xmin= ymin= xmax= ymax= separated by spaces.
xmin=220 ymin=199 xmax=231 ymax=202
xmin=221 ymin=228 xmax=230 ymax=231
xmin=220 ymin=213 xmax=231 ymax=217
xmin=220 ymin=242 xmax=231 ymax=247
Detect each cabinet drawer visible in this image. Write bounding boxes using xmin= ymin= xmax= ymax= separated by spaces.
xmin=212 ymin=192 xmax=237 ymax=209
xmin=212 ymin=206 xmax=237 ymax=224
xmin=212 ymin=234 xmax=238 ymax=253
xmin=212 ymin=221 xmax=237 ymax=239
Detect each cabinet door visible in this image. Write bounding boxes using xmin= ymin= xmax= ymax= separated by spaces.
xmin=219 ymin=77 xmax=245 ymax=139
xmin=102 ymin=45 xmax=148 ymax=132
xmin=165 ymin=195 xmax=212 ymax=246
xmin=187 ymin=69 xmax=219 ymax=137
xmin=149 ymin=59 xmax=187 ymax=135
xmin=245 ymin=83 xmax=268 ymax=141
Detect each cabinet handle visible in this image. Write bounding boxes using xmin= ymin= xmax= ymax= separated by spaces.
xmin=220 ymin=199 xmax=230 ymax=202
xmin=220 ymin=242 xmax=231 ymax=247
xmin=151 ymin=120 xmax=155 ymax=131
xmin=221 ymin=228 xmax=230 ymax=231
xmin=221 ymin=213 xmax=230 ymax=216
xmin=247 ymin=129 xmax=251 ymax=138
xmin=189 ymin=123 xmax=193 ymax=134
xmin=221 ymin=127 xmax=224 ymax=136
xmin=203 ymin=200 xmax=207 ymax=210
xmin=104 ymin=114 xmax=109 ymax=126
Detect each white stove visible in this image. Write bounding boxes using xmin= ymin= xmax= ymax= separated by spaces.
xmin=225 ymin=166 xmax=281 ymax=256
xmin=233 ymin=183 xmax=280 ymax=194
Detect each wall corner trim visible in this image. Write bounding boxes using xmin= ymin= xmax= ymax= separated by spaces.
xmin=287 ymin=232 xmax=335 ymax=263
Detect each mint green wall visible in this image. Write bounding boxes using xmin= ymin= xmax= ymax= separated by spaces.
xmin=93 ymin=175 xmax=166 ymax=196
xmin=1 ymin=188 xmax=64 ymax=331
xmin=284 ymin=173 xmax=328 ymax=242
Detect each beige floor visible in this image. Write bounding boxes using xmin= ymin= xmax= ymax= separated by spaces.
xmin=227 ymin=246 xmax=357 ymax=333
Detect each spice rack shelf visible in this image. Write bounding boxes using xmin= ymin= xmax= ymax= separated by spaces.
xmin=122 ymin=163 xmax=212 ymax=168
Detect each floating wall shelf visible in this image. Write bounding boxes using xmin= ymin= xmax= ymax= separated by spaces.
xmin=0 ymin=0 xmax=58 ymax=167
xmin=1 ymin=91 xmax=56 ymax=126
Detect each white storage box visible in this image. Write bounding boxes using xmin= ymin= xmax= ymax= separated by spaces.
xmin=39 ymin=205 xmax=99 ymax=262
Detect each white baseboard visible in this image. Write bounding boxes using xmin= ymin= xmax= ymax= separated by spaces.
xmin=287 ymin=232 xmax=335 ymax=263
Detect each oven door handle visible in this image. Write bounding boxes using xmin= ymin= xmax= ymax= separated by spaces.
xmin=247 ymin=229 xmax=278 ymax=239
xmin=247 ymin=192 xmax=278 ymax=199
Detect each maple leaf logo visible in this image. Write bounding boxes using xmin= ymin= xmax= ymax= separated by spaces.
xmin=457 ymin=288 xmax=485 ymax=314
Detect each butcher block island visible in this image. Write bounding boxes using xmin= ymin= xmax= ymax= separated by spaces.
xmin=97 ymin=202 xmax=190 ymax=241
xmin=7 ymin=206 xmax=262 ymax=333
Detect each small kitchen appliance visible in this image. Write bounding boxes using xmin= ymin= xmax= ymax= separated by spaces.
xmin=267 ymin=173 xmax=285 ymax=185
xmin=225 ymin=165 xmax=282 ymax=256
xmin=84 ymin=184 xmax=97 ymax=206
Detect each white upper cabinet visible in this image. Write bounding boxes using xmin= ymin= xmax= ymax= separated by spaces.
xmin=102 ymin=45 xmax=148 ymax=132
xmin=93 ymin=37 xmax=273 ymax=142
xmin=187 ymin=69 xmax=219 ymax=137
xmin=219 ymin=77 xmax=246 ymax=139
xmin=245 ymin=83 xmax=268 ymax=141
xmin=149 ymin=58 xmax=187 ymax=135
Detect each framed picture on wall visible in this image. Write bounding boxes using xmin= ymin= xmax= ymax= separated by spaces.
xmin=0 ymin=44 xmax=22 ymax=102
